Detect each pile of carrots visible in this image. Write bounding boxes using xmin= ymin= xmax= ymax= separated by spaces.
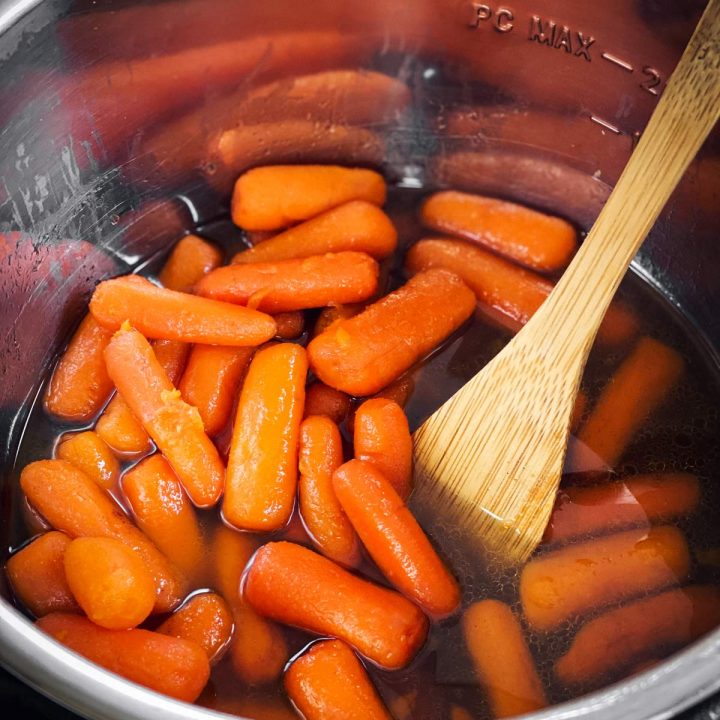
xmin=6 ymin=164 xmax=718 ymax=719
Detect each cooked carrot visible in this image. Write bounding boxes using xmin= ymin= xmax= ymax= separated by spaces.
xmin=420 ymin=190 xmax=577 ymax=272
xmin=405 ymin=238 xmax=638 ymax=347
xmin=450 ymin=707 xmax=474 ymax=720
xmin=299 ymin=416 xmax=360 ymax=567
xmin=64 ymin=536 xmax=155 ymax=630
xmin=179 ymin=345 xmax=253 ymax=436
xmin=20 ymin=459 xmax=186 ymax=613
xmin=555 ymin=585 xmax=720 ymax=687
xmin=544 ymin=473 xmax=700 ymax=545
xmin=244 ymin=541 xmax=428 ymax=669
xmin=285 ymin=639 xmax=392 ymax=720
xmin=231 ymin=201 xmax=397 ymax=263
xmin=372 ymin=374 xmax=415 ymax=408
xmin=56 ymin=431 xmax=120 ymax=490
xmin=304 ymin=382 xmax=352 ymax=425
xmin=463 ymin=600 xmax=547 ymax=718
xmin=232 ymin=166 xmax=387 ymax=231
xmin=354 ymin=399 xmax=413 ymax=500
xmin=158 ymin=234 xmax=223 ymax=293
xmin=246 ymin=230 xmax=276 ymax=246
xmin=308 ymin=269 xmax=475 ymax=396
xmin=6 ymin=532 xmax=80 ymax=617
xmin=90 ymin=275 xmax=276 ymax=345
xmin=157 ymin=592 xmax=233 ymax=663
xmin=151 ymin=338 xmax=190 ymax=383
xmin=520 ymin=525 xmax=690 ymax=631
xmin=577 ymin=337 xmax=684 ymax=467
xmin=44 ymin=314 xmax=114 ymax=422
xmin=282 ymin=511 xmax=314 ymax=546
xmin=389 ymin=690 xmax=418 ymax=720
xmin=210 ymin=696 xmax=297 ymax=720
xmin=197 ymin=251 xmax=379 ymax=313
xmin=212 ymin=524 xmax=260 ymax=605
xmin=122 ymin=455 xmax=205 ymax=582
xmin=333 ymin=460 xmax=460 ymax=616
xmin=274 ymin=311 xmax=306 ymax=339
xmin=224 ymin=344 xmax=307 ymax=531
xmin=37 ymin=613 xmax=209 ymax=702
xmin=313 ymin=303 xmax=365 ymax=337
xmin=104 ymin=325 xmax=224 ymax=507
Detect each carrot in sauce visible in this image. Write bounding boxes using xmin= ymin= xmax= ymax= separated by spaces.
xmin=157 ymin=234 xmax=223 ymax=293
xmin=56 ymin=431 xmax=120 ymax=490
xmin=304 ymin=382 xmax=352 ymax=425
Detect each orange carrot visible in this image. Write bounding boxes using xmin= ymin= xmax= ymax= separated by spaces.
xmin=37 ymin=613 xmax=209 ymax=702
xmin=308 ymin=269 xmax=475 ymax=396
xmin=333 ymin=460 xmax=460 ymax=616
xmin=6 ymin=532 xmax=80 ymax=617
xmin=420 ymin=190 xmax=577 ymax=272
xmin=231 ymin=201 xmax=397 ymax=263
xmin=151 ymin=338 xmax=190 ymax=383
xmin=212 ymin=524 xmax=259 ymax=605
xmin=463 ymin=600 xmax=547 ymax=718
xmin=372 ymin=374 xmax=415 ymax=409
xmin=281 ymin=511 xmax=314 ymax=546
xmin=313 ymin=303 xmax=365 ymax=337
xmin=158 ymin=234 xmax=223 ymax=293
xmin=224 ymin=344 xmax=307 ymax=531
xmin=232 ymin=165 xmax=386 ymax=231
xmin=299 ymin=416 xmax=360 ymax=567
xmin=179 ymin=345 xmax=253 ymax=436
xmin=246 ymin=230 xmax=276 ymax=246
xmin=577 ymin=337 xmax=684 ymax=467
xmin=20 ymin=459 xmax=186 ymax=613
xmin=285 ymin=639 xmax=392 ymax=720
xmin=56 ymin=431 xmax=120 ymax=490
xmin=304 ymin=382 xmax=352 ymax=425
xmin=44 ymin=314 xmax=114 ymax=422
xmin=244 ymin=541 xmax=428 ymax=669
xmin=90 ymin=275 xmax=276 ymax=345
xmin=209 ymin=696 xmax=298 ymax=719
xmin=520 ymin=526 xmax=690 ymax=631
xmin=274 ymin=310 xmax=305 ymax=339
xmin=104 ymin=325 xmax=224 ymax=507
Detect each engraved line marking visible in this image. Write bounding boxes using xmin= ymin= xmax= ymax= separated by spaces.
xmin=601 ymin=52 xmax=634 ymax=72
xmin=590 ymin=115 xmax=622 ymax=134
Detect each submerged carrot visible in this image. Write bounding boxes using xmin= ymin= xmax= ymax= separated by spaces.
xmin=274 ymin=311 xmax=305 ymax=339
xmin=157 ymin=234 xmax=223 ymax=293
xmin=212 ymin=524 xmax=259 ymax=605
xmin=304 ymin=382 xmax=352 ymax=425
xmin=56 ymin=431 xmax=120 ymax=490
xmin=313 ymin=303 xmax=365 ymax=337
xmin=463 ymin=600 xmax=547 ymax=718
xmin=308 ymin=269 xmax=475 ymax=396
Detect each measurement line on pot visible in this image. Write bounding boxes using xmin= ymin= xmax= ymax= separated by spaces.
xmin=589 ymin=116 xmax=622 ymax=134
xmin=601 ymin=52 xmax=634 ymax=72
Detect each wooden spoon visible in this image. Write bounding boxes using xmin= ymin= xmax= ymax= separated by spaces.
xmin=412 ymin=0 xmax=720 ymax=564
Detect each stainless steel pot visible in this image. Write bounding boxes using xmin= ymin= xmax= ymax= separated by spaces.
xmin=0 ymin=1 xmax=718 ymax=719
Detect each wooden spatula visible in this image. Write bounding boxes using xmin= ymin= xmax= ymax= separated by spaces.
xmin=412 ymin=0 xmax=720 ymax=564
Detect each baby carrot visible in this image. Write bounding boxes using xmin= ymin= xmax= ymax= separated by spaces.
xmin=56 ymin=431 xmax=120 ymax=490
xmin=577 ymin=337 xmax=684 ymax=467
xmin=231 ymin=201 xmax=397 ymax=263
xmin=313 ymin=303 xmax=365 ymax=337
xmin=90 ymin=275 xmax=276 ymax=346
xmin=20 ymin=459 xmax=186 ymax=613
xmin=151 ymin=338 xmax=190 ymax=383
xmin=104 ymin=325 xmax=224 ymax=507
xmin=333 ymin=460 xmax=460 ymax=617
xmin=37 ymin=613 xmax=210 ymax=702
xmin=44 ymin=314 xmax=114 ymax=422
xmin=232 ymin=165 xmax=386 ymax=231
xmin=274 ymin=311 xmax=305 ymax=339
xmin=212 ymin=524 xmax=259 ymax=605
xmin=308 ymin=269 xmax=475 ymax=396
xmin=224 ymin=343 xmax=307 ymax=532
xmin=420 ymin=190 xmax=577 ymax=272
xmin=299 ymin=416 xmax=361 ymax=567
xmin=463 ymin=600 xmax=547 ymax=718
xmin=6 ymin=532 xmax=80 ymax=617
xmin=285 ymin=639 xmax=392 ymax=720
xmin=158 ymin=234 xmax=223 ymax=293
xmin=520 ymin=525 xmax=690 ymax=631
xmin=304 ymin=382 xmax=352 ymax=425
xmin=244 ymin=541 xmax=428 ymax=669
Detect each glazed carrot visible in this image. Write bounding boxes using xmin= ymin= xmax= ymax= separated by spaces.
xmin=285 ymin=639 xmax=392 ymax=720
xmin=157 ymin=592 xmax=233 ymax=663
xmin=224 ymin=344 xmax=307 ymax=531
xmin=231 ymin=201 xmax=397 ymax=263
xmin=210 ymin=696 xmax=297 ymax=720
xmin=44 ymin=314 xmax=114 ymax=422
xmin=122 ymin=455 xmax=205 ymax=581
xmin=244 ymin=541 xmax=428 ymax=669
xmin=304 ymin=382 xmax=352 ymax=425
xmin=90 ymin=275 xmax=276 ymax=346
xmin=6 ymin=532 xmax=80 ymax=617
xmin=232 ymin=166 xmax=387 ymax=231
xmin=520 ymin=525 xmax=690 ymax=631
xmin=56 ymin=431 xmax=120 ymax=490
xmin=158 ymin=234 xmax=223 ymax=293
xmin=178 ymin=345 xmax=253 ymax=436
xmin=151 ymin=338 xmax=190 ymax=383
xmin=420 ymin=190 xmax=577 ymax=272
xmin=354 ymin=399 xmax=413 ymax=500
xmin=333 ymin=460 xmax=460 ymax=616
xmin=299 ymin=416 xmax=360 ymax=567
xmin=212 ymin=524 xmax=260 ymax=605
xmin=20 ymin=459 xmax=185 ymax=613
xmin=463 ymin=600 xmax=548 ymax=718
xmin=544 ymin=473 xmax=700 ymax=545
xmin=197 ymin=251 xmax=379 ymax=313
xmin=64 ymin=536 xmax=155 ymax=630
xmin=104 ymin=325 xmax=225 ymax=507
xmin=555 ymin=585 xmax=720 ymax=687
xmin=372 ymin=374 xmax=415 ymax=408
xmin=274 ymin=311 xmax=306 ymax=339
xmin=308 ymin=269 xmax=475 ymax=396
xmin=313 ymin=303 xmax=365 ymax=337
xmin=577 ymin=337 xmax=684 ymax=467
xmin=282 ymin=511 xmax=314 ymax=545
xmin=246 ymin=230 xmax=276 ymax=246
xmin=37 ymin=613 xmax=210 ymax=702
xmin=450 ymin=707 xmax=474 ymax=720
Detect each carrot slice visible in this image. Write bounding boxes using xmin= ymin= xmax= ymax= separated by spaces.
xmin=157 ymin=234 xmax=223 ymax=293
xmin=274 ymin=310 xmax=305 ymax=339
xmin=304 ymin=382 xmax=352 ymax=425
xmin=56 ymin=431 xmax=120 ymax=490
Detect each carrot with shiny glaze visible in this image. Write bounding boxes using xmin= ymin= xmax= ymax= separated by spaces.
xmin=313 ymin=303 xmax=365 ymax=337
xmin=158 ymin=234 xmax=223 ymax=293
xmin=274 ymin=311 xmax=305 ymax=339
xmin=304 ymin=382 xmax=352 ymax=425
xmin=56 ymin=431 xmax=120 ymax=490
xmin=212 ymin=524 xmax=259 ymax=604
